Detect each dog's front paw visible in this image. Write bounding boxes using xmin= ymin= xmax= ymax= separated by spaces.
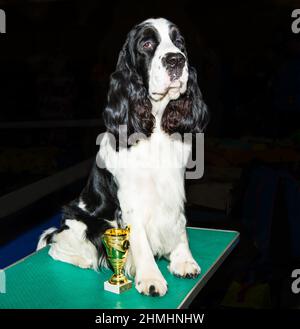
xmin=169 ymin=259 xmax=201 ymax=279
xmin=135 ymin=272 xmax=168 ymax=297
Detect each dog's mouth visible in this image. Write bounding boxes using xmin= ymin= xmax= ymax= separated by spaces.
xmin=151 ymin=81 xmax=182 ymax=100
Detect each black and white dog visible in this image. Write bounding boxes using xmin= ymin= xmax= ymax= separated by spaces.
xmin=37 ymin=18 xmax=208 ymax=297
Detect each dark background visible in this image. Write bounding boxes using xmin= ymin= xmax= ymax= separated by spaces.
xmin=0 ymin=0 xmax=300 ymax=309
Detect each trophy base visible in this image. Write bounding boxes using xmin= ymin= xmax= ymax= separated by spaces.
xmin=104 ymin=280 xmax=132 ymax=294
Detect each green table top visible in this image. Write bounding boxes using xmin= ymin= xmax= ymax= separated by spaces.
xmin=0 ymin=227 xmax=239 ymax=309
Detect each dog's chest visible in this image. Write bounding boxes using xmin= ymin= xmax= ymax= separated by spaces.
xmin=99 ymin=128 xmax=191 ymax=255
xmin=129 ymin=128 xmax=190 ymax=170
xmin=100 ymin=128 xmax=190 ymax=222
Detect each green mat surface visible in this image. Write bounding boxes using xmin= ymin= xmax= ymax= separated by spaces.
xmin=0 ymin=227 xmax=239 ymax=309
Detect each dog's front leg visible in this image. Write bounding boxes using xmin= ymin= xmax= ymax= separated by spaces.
xmin=129 ymin=222 xmax=168 ymax=296
xmin=168 ymin=228 xmax=201 ymax=278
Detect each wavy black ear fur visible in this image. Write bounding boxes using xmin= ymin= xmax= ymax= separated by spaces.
xmin=103 ymin=35 xmax=154 ymax=148
xmin=161 ymin=66 xmax=209 ymax=135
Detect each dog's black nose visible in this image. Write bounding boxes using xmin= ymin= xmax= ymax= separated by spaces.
xmin=164 ymin=52 xmax=186 ymax=68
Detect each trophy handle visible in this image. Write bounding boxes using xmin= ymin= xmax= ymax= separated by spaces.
xmin=122 ymin=239 xmax=130 ymax=250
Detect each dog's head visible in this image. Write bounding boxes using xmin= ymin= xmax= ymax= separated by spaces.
xmin=104 ymin=18 xmax=208 ymax=141
xmin=128 ymin=18 xmax=189 ymax=102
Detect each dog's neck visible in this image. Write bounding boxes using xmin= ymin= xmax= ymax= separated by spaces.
xmin=150 ymin=96 xmax=170 ymax=128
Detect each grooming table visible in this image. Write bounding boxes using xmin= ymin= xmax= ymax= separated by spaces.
xmin=0 ymin=227 xmax=239 ymax=309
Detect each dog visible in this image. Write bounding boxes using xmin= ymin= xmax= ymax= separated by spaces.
xmin=37 ymin=17 xmax=208 ymax=297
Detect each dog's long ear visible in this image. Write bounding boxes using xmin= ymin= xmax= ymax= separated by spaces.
xmin=161 ymin=66 xmax=209 ymax=135
xmin=103 ymin=36 xmax=154 ymax=147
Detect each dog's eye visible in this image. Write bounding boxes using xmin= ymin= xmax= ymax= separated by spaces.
xmin=143 ymin=41 xmax=153 ymax=49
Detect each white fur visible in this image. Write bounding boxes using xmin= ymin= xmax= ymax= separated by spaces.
xmin=105 ymin=219 xmax=118 ymax=228
xmin=37 ymin=227 xmax=57 ymax=250
xmin=147 ymin=18 xmax=188 ymax=101
xmin=78 ymin=199 xmax=87 ymax=211
xmin=48 ymin=220 xmax=99 ymax=270
xmin=168 ymin=230 xmax=201 ymax=277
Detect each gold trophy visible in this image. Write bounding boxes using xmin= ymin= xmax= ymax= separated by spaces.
xmin=102 ymin=226 xmax=132 ymax=294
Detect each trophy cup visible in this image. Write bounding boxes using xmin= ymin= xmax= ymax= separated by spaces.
xmin=102 ymin=226 xmax=132 ymax=294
